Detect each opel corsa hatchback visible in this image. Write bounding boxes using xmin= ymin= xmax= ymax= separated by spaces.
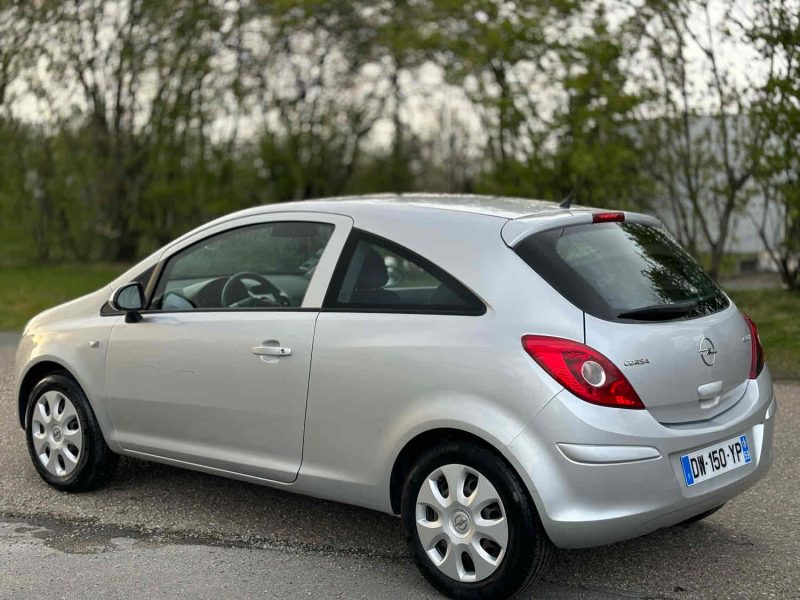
xmin=16 ymin=195 xmax=776 ymax=599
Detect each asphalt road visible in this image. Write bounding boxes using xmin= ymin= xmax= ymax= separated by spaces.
xmin=1 ymin=332 xmax=798 ymax=599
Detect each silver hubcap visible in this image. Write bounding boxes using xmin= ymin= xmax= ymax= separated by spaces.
xmin=30 ymin=391 xmax=83 ymax=477
xmin=415 ymin=464 xmax=508 ymax=583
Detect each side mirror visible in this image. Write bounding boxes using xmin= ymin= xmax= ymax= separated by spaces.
xmin=111 ymin=282 xmax=145 ymax=323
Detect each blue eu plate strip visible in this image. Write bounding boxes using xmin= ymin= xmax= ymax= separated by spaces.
xmin=740 ymin=435 xmax=752 ymax=463
xmin=681 ymin=455 xmax=695 ymax=486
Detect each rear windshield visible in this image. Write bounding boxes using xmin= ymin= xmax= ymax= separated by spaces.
xmin=514 ymin=221 xmax=729 ymax=322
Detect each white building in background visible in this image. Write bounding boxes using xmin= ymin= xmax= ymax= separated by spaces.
xmin=655 ymin=195 xmax=785 ymax=272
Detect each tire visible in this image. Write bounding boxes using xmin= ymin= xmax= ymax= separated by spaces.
xmin=401 ymin=441 xmax=554 ymax=600
xmin=677 ymin=503 xmax=726 ymax=526
xmin=25 ymin=373 xmax=118 ymax=492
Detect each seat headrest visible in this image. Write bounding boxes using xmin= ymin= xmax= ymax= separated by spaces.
xmin=355 ymin=245 xmax=389 ymax=289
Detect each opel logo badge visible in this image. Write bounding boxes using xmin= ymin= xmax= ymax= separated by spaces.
xmin=52 ymin=426 xmax=62 ymax=442
xmin=698 ymin=337 xmax=717 ymax=367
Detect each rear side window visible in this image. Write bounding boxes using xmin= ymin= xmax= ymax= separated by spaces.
xmin=515 ymin=222 xmax=728 ymax=322
xmin=324 ymin=231 xmax=484 ymax=315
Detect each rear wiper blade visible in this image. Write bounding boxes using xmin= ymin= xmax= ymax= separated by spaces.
xmin=617 ymin=301 xmax=698 ymax=321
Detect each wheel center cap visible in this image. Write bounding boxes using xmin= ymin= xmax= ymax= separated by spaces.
xmin=52 ymin=426 xmax=62 ymax=442
xmin=452 ymin=510 xmax=470 ymax=535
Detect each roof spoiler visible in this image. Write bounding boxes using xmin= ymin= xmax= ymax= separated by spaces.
xmin=500 ymin=210 xmax=663 ymax=247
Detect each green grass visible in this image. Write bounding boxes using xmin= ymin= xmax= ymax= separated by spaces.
xmin=0 ymin=264 xmax=128 ymax=330
xmin=730 ymin=289 xmax=800 ymax=380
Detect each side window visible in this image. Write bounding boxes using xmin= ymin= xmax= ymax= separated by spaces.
xmin=325 ymin=231 xmax=484 ymax=314
xmin=151 ymin=222 xmax=334 ymax=310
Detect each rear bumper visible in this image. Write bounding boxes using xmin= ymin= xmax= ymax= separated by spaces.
xmin=505 ymin=368 xmax=776 ymax=549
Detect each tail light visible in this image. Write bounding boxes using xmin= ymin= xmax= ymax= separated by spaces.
xmin=522 ymin=335 xmax=644 ymax=409
xmin=742 ymin=314 xmax=765 ymax=379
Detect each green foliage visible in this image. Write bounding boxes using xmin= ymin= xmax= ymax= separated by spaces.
xmin=430 ymin=0 xmax=576 ymax=187
xmin=730 ymin=289 xmax=800 ymax=379
xmin=748 ymin=0 xmax=800 ymax=288
xmin=548 ymin=8 xmax=653 ymax=209
xmin=0 ymin=0 xmax=796 ymax=281
xmin=0 ymin=264 xmax=126 ymax=330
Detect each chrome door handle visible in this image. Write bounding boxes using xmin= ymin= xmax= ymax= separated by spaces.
xmin=252 ymin=344 xmax=292 ymax=357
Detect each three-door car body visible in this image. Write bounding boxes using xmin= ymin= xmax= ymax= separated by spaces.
xmin=15 ymin=195 xmax=775 ymax=572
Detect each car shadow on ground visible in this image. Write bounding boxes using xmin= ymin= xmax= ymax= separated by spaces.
xmin=100 ymin=456 xmax=408 ymax=554
xmin=97 ymin=456 xmax=760 ymax=598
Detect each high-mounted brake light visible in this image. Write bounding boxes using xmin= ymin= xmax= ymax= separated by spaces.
xmin=522 ymin=335 xmax=644 ymax=409
xmin=742 ymin=314 xmax=765 ymax=379
xmin=592 ymin=212 xmax=625 ymax=223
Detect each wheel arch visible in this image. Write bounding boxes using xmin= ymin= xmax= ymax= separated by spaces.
xmin=389 ymin=427 xmax=530 ymax=515
xmin=18 ymin=359 xmax=78 ymax=428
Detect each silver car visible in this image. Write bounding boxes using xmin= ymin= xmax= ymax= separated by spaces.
xmin=15 ymin=195 xmax=775 ymax=599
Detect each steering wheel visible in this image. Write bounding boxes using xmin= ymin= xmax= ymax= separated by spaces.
xmin=221 ymin=272 xmax=291 ymax=308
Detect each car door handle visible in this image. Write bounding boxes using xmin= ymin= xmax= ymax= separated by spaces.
xmin=252 ymin=344 xmax=292 ymax=357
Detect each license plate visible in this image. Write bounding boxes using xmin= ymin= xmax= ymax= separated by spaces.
xmin=680 ymin=434 xmax=752 ymax=487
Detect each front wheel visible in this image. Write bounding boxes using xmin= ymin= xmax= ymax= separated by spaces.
xmin=25 ymin=373 xmax=118 ymax=492
xmin=401 ymin=441 xmax=554 ymax=599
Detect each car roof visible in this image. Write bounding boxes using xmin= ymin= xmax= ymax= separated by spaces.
xmin=236 ymin=193 xmax=569 ymax=221
xmin=167 ymin=193 xmax=658 ymax=258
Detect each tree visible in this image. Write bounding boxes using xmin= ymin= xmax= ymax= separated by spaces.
xmin=429 ymin=0 xmax=577 ymax=196
xmin=635 ymin=0 xmax=769 ymax=277
xmin=0 ymin=1 xmax=36 ymax=111
xmin=549 ymin=6 xmax=652 ymax=208
xmin=0 ymin=0 xmax=792 ymax=274
xmin=0 ymin=2 xmax=49 ymax=264
xmin=29 ymin=0 xmax=234 ymax=260
xmin=747 ymin=0 xmax=800 ymax=289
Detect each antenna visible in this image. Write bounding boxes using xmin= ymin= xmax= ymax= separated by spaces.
xmin=559 ymin=191 xmax=574 ymax=209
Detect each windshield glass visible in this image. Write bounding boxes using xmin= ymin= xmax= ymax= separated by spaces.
xmin=514 ymin=221 xmax=729 ymax=322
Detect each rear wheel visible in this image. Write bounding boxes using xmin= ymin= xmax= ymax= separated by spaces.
xmin=401 ymin=441 xmax=553 ymax=599
xmin=25 ymin=373 xmax=118 ymax=492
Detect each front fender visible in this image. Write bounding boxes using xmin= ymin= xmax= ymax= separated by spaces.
xmin=13 ymin=289 xmax=120 ymax=450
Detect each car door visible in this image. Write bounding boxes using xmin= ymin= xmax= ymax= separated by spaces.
xmin=104 ymin=212 xmax=352 ymax=484
xmin=302 ymin=230 xmax=494 ymax=488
